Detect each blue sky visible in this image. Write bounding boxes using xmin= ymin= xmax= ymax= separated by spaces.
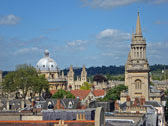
xmin=0 ymin=0 xmax=168 ymax=70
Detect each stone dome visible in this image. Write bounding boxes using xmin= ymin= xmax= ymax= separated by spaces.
xmin=36 ymin=50 xmax=57 ymax=71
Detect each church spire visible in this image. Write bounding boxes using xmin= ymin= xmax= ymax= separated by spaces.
xmin=136 ymin=11 xmax=142 ymax=36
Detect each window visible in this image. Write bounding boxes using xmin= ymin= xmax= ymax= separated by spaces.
xmin=135 ymin=79 xmax=142 ymax=89
xmin=43 ymin=65 xmax=45 ymax=67
xmin=68 ymin=101 xmax=74 ymax=108
xmin=51 ymin=74 xmax=54 ymax=79
xmin=51 ymin=65 xmax=53 ymax=67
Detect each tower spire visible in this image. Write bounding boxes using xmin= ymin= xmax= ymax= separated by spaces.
xmin=136 ymin=11 xmax=142 ymax=36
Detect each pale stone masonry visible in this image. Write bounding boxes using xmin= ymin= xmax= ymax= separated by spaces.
xmin=67 ymin=65 xmax=87 ymax=90
xmin=120 ymin=12 xmax=164 ymax=104
xmin=125 ymin=12 xmax=150 ymax=101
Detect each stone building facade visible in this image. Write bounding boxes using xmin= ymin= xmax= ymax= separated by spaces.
xmin=36 ymin=50 xmax=67 ymax=91
xmin=67 ymin=65 xmax=87 ymax=90
xmin=120 ymin=12 xmax=164 ymax=104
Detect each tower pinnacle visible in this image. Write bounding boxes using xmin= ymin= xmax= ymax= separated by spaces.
xmin=136 ymin=11 xmax=142 ymax=36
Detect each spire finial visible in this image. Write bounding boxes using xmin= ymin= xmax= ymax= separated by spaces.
xmin=136 ymin=10 xmax=142 ymax=36
xmin=44 ymin=49 xmax=49 ymax=57
xmin=138 ymin=7 xmax=139 ymax=16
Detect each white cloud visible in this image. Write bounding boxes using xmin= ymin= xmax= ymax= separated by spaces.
xmin=66 ymin=40 xmax=87 ymax=50
xmin=0 ymin=14 xmax=20 ymax=25
xmin=97 ymin=29 xmax=131 ymax=40
xmin=96 ymin=29 xmax=131 ymax=48
xmin=81 ymin=0 xmax=168 ymax=9
xmin=14 ymin=47 xmax=39 ymax=55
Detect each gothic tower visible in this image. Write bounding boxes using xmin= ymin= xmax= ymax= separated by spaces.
xmin=0 ymin=70 xmax=2 ymax=83
xmin=125 ymin=12 xmax=150 ymax=101
xmin=67 ymin=65 xmax=74 ymax=88
xmin=81 ymin=65 xmax=87 ymax=84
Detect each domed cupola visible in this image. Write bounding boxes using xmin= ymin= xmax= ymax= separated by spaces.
xmin=36 ymin=50 xmax=58 ymax=71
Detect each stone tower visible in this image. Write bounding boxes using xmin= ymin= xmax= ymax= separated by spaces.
xmin=0 ymin=70 xmax=2 ymax=83
xmin=67 ymin=65 xmax=74 ymax=88
xmin=125 ymin=12 xmax=150 ymax=101
xmin=81 ymin=65 xmax=87 ymax=84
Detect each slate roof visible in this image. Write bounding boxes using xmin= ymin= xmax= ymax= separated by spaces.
xmin=119 ymin=100 xmax=162 ymax=111
xmin=150 ymin=85 xmax=161 ymax=93
xmin=145 ymin=101 xmax=162 ymax=107
xmin=0 ymin=99 xmax=26 ymax=111
xmin=34 ymin=98 xmax=80 ymax=110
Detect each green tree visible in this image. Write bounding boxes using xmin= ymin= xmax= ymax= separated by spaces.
xmin=2 ymin=72 xmax=17 ymax=93
xmin=2 ymin=64 xmax=49 ymax=99
xmin=104 ymin=84 xmax=127 ymax=101
xmin=51 ymin=89 xmax=75 ymax=99
xmin=80 ymin=82 xmax=91 ymax=90
xmin=31 ymin=74 xmax=49 ymax=97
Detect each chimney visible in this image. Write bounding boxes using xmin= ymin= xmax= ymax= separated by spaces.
xmin=6 ymin=100 xmax=9 ymax=110
xmin=56 ymin=99 xmax=61 ymax=109
xmin=83 ymin=113 xmax=86 ymax=120
xmin=115 ymin=100 xmax=119 ymax=111
xmin=126 ymin=96 xmax=131 ymax=107
xmin=76 ymin=113 xmax=79 ymax=120
xmin=134 ymin=98 xmax=139 ymax=106
xmin=80 ymin=113 xmax=82 ymax=120
xmin=32 ymin=99 xmax=35 ymax=107
xmin=21 ymin=99 xmax=24 ymax=109
xmin=140 ymin=97 xmax=145 ymax=106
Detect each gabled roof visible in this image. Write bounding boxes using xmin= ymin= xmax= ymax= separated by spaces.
xmin=70 ymin=90 xmax=91 ymax=100
xmin=70 ymin=89 xmax=105 ymax=100
xmin=145 ymin=101 xmax=162 ymax=107
xmin=93 ymin=90 xmax=105 ymax=97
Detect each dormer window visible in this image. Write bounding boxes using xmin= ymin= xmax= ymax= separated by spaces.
xmin=48 ymin=101 xmax=54 ymax=109
xmin=68 ymin=101 xmax=74 ymax=108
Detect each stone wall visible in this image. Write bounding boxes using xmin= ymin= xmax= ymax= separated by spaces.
xmin=0 ymin=121 xmax=95 ymax=126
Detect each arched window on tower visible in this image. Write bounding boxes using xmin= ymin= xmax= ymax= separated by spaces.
xmin=135 ymin=79 xmax=142 ymax=89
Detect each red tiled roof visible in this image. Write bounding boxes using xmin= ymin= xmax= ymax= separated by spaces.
xmin=70 ymin=90 xmax=91 ymax=100
xmin=93 ymin=90 xmax=105 ymax=97
xmin=51 ymin=89 xmax=105 ymax=99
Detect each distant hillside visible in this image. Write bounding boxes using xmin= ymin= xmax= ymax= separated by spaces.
xmin=2 ymin=64 xmax=168 ymax=77
xmin=63 ymin=64 xmax=168 ymax=76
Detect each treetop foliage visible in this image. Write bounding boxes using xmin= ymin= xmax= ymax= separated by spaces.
xmin=2 ymin=64 xmax=49 ymax=99
xmin=98 ymin=84 xmax=127 ymax=102
xmin=51 ymin=89 xmax=75 ymax=99
xmin=80 ymin=82 xmax=92 ymax=90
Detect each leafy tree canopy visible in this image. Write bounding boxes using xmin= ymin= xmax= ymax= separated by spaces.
xmin=51 ymin=89 xmax=75 ymax=99
xmin=103 ymin=84 xmax=127 ymax=101
xmin=80 ymin=82 xmax=91 ymax=90
xmin=2 ymin=64 xmax=49 ymax=99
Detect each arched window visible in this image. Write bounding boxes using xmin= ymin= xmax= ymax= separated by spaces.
xmin=135 ymin=79 xmax=142 ymax=89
